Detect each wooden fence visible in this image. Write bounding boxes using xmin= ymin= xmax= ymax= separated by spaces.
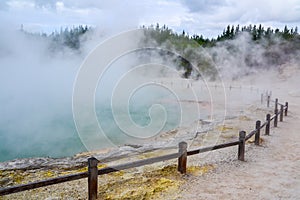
xmin=0 ymin=98 xmax=289 ymax=200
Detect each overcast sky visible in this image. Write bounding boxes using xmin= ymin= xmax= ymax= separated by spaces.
xmin=0 ymin=0 xmax=299 ymax=38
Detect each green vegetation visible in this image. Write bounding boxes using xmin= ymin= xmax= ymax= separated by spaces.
xmin=142 ymin=23 xmax=300 ymax=79
xmin=144 ymin=23 xmax=299 ymax=46
xmin=49 ymin=25 xmax=89 ymax=50
xmin=21 ymin=25 xmax=90 ymax=50
xmin=21 ymin=24 xmax=300 ymax=79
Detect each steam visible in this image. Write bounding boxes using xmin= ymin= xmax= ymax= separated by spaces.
xmin=0 ymin=1 xmax=148 ymax=161
xmin=0 ymin=24 xmax=87 ymax=161
xmin=73 ymin=30 xmax=203 ymax=152
xmin=1 ymin=20 xmax=299 ymax=162
xmin=0 ymin=24 xmax=196 ymax=161
xmin=206 ymin=32 xmax=300 ymax=80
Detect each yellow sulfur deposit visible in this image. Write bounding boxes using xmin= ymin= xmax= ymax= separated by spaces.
xmin=98 ymin=175 xmax=179 ymax=200
xmin=0 ymin=162 xmax=214 ymax=199
xmin=238 ymin=115 xmax=252 ymax=121
xmin=217 ymin=125 xmax=236 ymax=132
xmin=97 ymin=164 xmax=214 ymax=200
xmin=187 ymin=165 xmax=215 ymax=176
xmin=41 ymin=170 xmax=55 ymax=178
xmin=247 ymin=137 xmax=264 ymax=144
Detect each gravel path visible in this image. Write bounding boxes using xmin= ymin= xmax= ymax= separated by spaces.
xmin=177 ymin=68 xmax=300 ymax=200
xmin=179 ymin=114 xmax=300 ymax=199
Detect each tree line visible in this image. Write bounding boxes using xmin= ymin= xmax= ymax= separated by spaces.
xmin=21 ymin=23 xmax=299 ymax=50
xmin=144 ymin=23 xmax=300 ymax=79
xmin=20 ymin=25 xmax=90 ymax=50
xmin=19 ymin=23 xmax=300 ymax=79
xmin=145 ymin=23 xmax=299 ymax=47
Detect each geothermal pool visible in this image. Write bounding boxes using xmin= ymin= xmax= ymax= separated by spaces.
xmin=0 ymin=82 xmax=261 ymax=162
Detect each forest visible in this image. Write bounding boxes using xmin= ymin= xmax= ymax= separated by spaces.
xmin=22 ymin=23 xmax=300 ymax=79
xmin=143 ymin=24 xmax=300 ymax=79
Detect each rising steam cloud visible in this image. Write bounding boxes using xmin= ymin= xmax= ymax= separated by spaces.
xmin=1 ymin=18 xmax=299 ymax=162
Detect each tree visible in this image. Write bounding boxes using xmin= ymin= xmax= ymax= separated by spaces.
xmin=265 ymin=27 xmax=272 ymax=39
xmin=225 ymin=25 xmax=231 ymax=38
xmin=235 ymin=25 xmax=240 ymax=35
xmin=257 ymin=24 xmax=263 ymax=40
xmin=230 ymin=25 xmax=235 ymax=39
xmin=294 ymin=27 xmax=298 ymax=35
xmin=283 ymin=25 xmax=292 ymax=40
xmin=252 ymin=25 xmax=257 ymax=40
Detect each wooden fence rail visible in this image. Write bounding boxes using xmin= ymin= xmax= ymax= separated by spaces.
xmin=0 ymin=98 xmax=289 ymax=200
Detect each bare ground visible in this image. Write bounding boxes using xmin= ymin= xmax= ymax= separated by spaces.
xmin=179 ymin=113 xmax=300 ymax=199
xmin=177 ymin=68 xmax=300 ymax=200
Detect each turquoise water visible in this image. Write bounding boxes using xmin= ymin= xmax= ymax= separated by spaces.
xmin=0 ymin=114 xmax=85 ymax=162
xmin=0 ymin=63 xmax=186 ymax=162
xmin=0 ymin=82 xmax=260 ymax=162
xmin=0 ymin=100 xmax=181 ymax=162
xmin=96 ymin=102 xmax=181 ymax=145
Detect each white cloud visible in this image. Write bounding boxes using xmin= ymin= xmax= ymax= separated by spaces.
xmin=0 ymin=0 xmax=10 ymax=10
xmin=1 ymin=0 xmax=299 ymax=37
xmin=55 ymin=1 xmax=64 ymax=12
xmin=180 ymin=0 xmax=229 ymax=13
xmin=7 ymin=0 xmax=35 ymax=9
xmin=178 ymin=0 xmax=300 ymax=37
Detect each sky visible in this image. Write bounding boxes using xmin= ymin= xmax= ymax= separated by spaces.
xmin=0 ymin=0 xmax=299 ymax=38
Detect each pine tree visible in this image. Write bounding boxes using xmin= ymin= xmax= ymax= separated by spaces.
xmin=230 ymin=25 xmax=235 ymax=39
xmin=225 ymin=25 xmax=231 ymax=39
xmin=294 ymin=27 xmax=298 ymax=35
xmin=252 ymin=25 xmax=257 ymax=40
xmin=257 ymin=24 xmax=263 ymax=40
xmin=235 ymin=25 xmax=240 ymax=35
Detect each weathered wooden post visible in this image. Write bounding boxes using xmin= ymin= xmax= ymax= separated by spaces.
xmin=285 ymin=102 xmax=288 ymax=116
xmin=267 ymin=95 xmax=270 ymax=107
xmin=274 ymin=109 xmax=278 ymax=127
xmin=275 ymin=98 xmax=278 ymax=112
xmin=88 ymin=157 xmax=98 ymax=200
xmin=274 ymin=98 xmax=278 ymax=127
xmin=265 ymin=114 xmax=271 ymax=135
xmin=255 ymin=120 xmax=261 ymax=145
xmin=178 ymin=141 xmax=187 ymax=174
xmin=280 ymin=105 xmax=284 ymax=122
xmin=238 ymin=131 xmax=246 ymax=161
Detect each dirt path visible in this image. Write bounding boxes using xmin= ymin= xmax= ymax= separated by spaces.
xmin=178 ymin=70 xmax=300 ymax=200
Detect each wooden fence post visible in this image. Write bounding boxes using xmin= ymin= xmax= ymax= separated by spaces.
xmin=274 ymin=109 xmax=278 ymax=127
xmin=238 ymin=131 xmax=246 ymax=161
xmin=267 ymin=96 xmax=270 ymax=107
xmin=255 ymin=120 xmax=261 ymax=145
xmin=275 ymin=98 xmax=278 ymax=112
xmin=178 ymin=141 xmax=187 ymax=174
xmin=285 ymin=102 xmax=288 ymax=116
xmin=261 ymin=93 xmax=263 ymax=104
xmin=88 ymin=157 xmax=98 ymax=200
xmin=265 ymin=114 xmax=270 ymax=135
xmin=280 ymin=105 xmax=284 ymax=122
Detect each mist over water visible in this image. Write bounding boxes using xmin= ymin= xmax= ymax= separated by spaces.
xmin=0 ymin=28 xmax=85 ymax=161
xmin=0 ymin=28 xmax=200 ymax=162
xmin=1 ymin=23 xmax=298 ymax=162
